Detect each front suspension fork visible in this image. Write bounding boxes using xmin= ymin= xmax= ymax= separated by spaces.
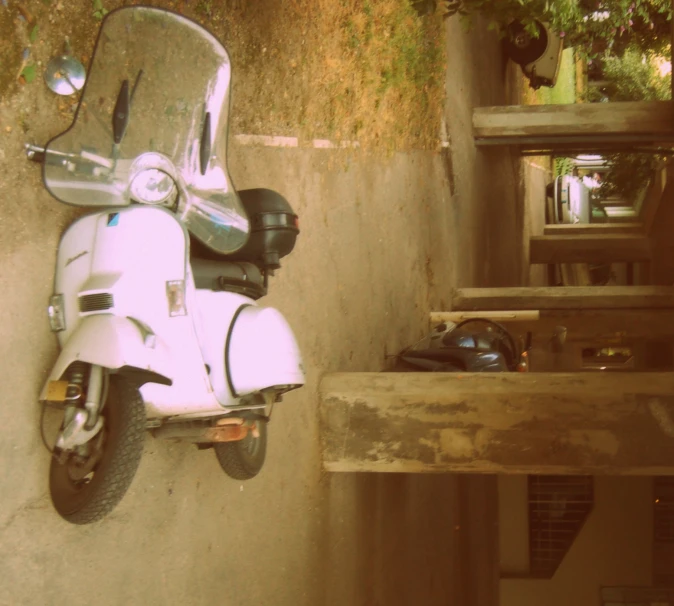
xmin=56 ymin=364 xmax=105 ymax=452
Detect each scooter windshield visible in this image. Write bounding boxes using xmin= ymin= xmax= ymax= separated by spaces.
xmin=43 ymin=7 xmax=249 ymax=254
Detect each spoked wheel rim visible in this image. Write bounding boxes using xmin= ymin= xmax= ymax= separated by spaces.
xmin=57 ymin=432 xmax=104 ymax=486
xmin=50 ymin=418 xmax=112 ymax=516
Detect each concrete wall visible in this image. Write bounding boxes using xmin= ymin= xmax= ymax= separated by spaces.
xmin=500 ymin=476 xmax=653 ymax=606
xmin=499 ymin=475 xmax=529 ymax=575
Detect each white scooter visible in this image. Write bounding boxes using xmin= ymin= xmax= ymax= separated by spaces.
xmin=27 ymin=7 xmax=305 ymax=524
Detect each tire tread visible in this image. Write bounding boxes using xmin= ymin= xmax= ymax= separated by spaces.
xmin=213 ymin=423 xmax=267 ymax=481
xmin=50 ymin=377 xmax=145 ymax=524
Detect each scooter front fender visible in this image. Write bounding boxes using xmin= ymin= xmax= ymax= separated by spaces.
xmin=40 ymin=314 xmax=173 ymax=402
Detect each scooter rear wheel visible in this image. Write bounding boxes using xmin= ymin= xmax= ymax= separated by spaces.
xmin=213 ymin=419 xmax=267 ymax=480
xmin=49 ymin=375 xmax=145 ymax=524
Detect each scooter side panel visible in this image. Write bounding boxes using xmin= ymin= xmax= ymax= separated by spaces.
xmin=53 ymin=207 xmax=224 ymax=417
xmin=54 ymin=206 xmax=186 ymax=343
xmin=192 ymin=289 xmax=256 ymax=406
xmin=228 ymin=306 xmax=305 ymax=395
xmin=53 ymin=213 xmax=99 ymax=345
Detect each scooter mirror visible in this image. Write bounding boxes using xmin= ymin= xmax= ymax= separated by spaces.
xmin=44 ymin=55 xmax=86 ymax=96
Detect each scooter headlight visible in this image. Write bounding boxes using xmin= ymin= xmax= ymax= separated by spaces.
xmin=129 ymin=168 xmax=177 ymax=206
xmin=128 ymin=152 xmax=179 ymax=206
xmin=48 ymin=294 xmax=66 ymax=332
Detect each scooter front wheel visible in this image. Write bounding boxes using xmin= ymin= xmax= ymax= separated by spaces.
xmin=49 ymin=375 xmax=145 ymax=524
xmin=213 ymin=419 xmax=267 ymax=480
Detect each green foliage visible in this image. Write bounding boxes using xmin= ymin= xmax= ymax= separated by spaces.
xmin=592 ymin=48 xmax=671 ymax=101
xmin=92 ymin=0 xmax=108 ymax=20
xmin=599 ymin=152 xmax=662 ymax=200
xmin=567 ymin=0 xmax=672 ymax=59
xmin=443 ymin=0 xmax=576 ymax=33
xmin=583 ymin=46 xmax=669 ymax=201
xmin=443 ymin=0 xmax=672 ymax=57
xmin=554 ymin=156 xmax=575 ymax=178
xmin=377 ymin=2 xmax=443 ymax=92
xmin=21 ymin=64 xmax=37 ymax=83
xmin=442 ymin=0 xmax=671 ymax=202
xmin=196 ymin=0 xmax=213 ymax=17
xmin=445 ymin=0 xmax=575 ymax=23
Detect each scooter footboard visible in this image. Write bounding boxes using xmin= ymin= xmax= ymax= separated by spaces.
xmin=40 ymin=315 xmax=173 ymax=401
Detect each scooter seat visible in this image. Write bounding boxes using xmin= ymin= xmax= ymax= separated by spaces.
xmin=190 ymin=258 xmax=266 ymax=300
